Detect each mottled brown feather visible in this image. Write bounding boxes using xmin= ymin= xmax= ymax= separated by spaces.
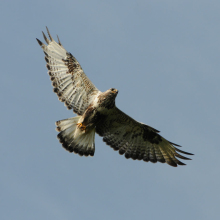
xmin=96 ymin=107 xmax=192 ymax=167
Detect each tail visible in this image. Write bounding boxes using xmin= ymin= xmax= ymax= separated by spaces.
xmin=56 ymin=116 xmax=95 ymax=156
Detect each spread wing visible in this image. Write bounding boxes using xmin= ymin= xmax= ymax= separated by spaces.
xmin=37 ymin=27 xmax=100 ymax=115
xmin=96 ymin=108 xmax=193 ymax=167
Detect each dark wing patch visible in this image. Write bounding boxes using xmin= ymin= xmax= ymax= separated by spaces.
xmin=37 ymin=27 xmax=99 ymax=115
xmin=96 ymin=107 xmax=193 ymax=167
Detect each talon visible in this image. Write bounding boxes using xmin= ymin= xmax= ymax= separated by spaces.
xmin=77 ymin=123 xmax=86 ymax=131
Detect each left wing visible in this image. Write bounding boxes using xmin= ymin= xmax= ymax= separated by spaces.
xmin=96 ymin=107 xmax=193 ymax=167
xmin=37 ymin=27 xmax=100 ymax=115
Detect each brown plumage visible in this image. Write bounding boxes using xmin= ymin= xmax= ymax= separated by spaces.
xmin=37 ymin=27 xmax=193 ymax=167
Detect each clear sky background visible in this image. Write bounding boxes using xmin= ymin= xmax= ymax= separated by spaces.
xmin=1 ymin=1 xmax=220 ymax=219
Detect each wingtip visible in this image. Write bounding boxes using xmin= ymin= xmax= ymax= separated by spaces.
xmin=169 ymin=141 xmax=181 ymax=147
xmin=42 ymin=31 xmax=50 ymax=44
xmin=175 ymin=148 xmax=194 ymax=156
xmin=168 ymin=162 xmax=178 ymax=167
xmin=36 ymin=38 xmax=43 ymax=46
xmin=188 ymin=152 xmax=194 ymax=156
xmin=57 ymin=34 xmax=62 ymax=46
xmin=177 ymin=161 xmax=187 ymax=166
xmin=46 ymin=26 xmax=53 ymax=41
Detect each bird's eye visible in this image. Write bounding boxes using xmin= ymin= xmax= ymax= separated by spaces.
xmin=110 ymin=88 xmax=118 ymax=94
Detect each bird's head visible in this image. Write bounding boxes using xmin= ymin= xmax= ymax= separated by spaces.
xmin=109 ymin=88 xmax=118 ymax=95
xmin=99 ymin=88 xmax=118 ymax=109
xmin=106 ymin=88 xmax=118 ymax=101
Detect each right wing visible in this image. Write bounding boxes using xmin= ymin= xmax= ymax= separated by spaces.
xmin=36 ymin=27 xmax=100 ymax=115
xmin=96 ymin=107 xmax=193 ymax=167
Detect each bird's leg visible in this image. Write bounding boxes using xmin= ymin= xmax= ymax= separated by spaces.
xmin=77 ymin=123 xmax=87 ymax=131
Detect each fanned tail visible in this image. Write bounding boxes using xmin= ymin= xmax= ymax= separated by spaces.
xmin=56 ymin=116 xmax=95 ymax=156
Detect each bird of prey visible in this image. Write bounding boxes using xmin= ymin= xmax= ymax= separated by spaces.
xmin=36 ymin=27 xmax=193 ymax=167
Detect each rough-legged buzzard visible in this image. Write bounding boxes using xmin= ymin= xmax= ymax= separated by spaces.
xmin=36 ymin=27 xmax=193 ymax=167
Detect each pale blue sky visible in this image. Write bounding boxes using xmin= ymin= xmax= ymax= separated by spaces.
xmin=1 ymin=1 xmax=220 ymax=219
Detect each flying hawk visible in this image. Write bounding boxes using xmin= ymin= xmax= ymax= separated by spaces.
xmin=37 ymin=27 xmax=193 ymax=167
